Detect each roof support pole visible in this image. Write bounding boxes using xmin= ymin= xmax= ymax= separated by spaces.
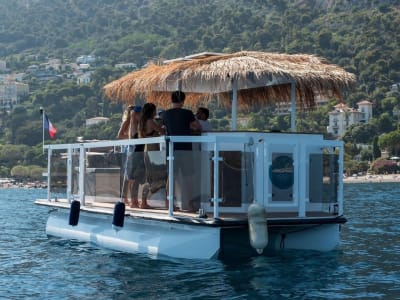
xmin=47 ymin=148 xmax=52 ymax=201
xmin=79 ymin=144 xmax=86 ymax=206
xmin=231 ymin=77 xmax=238 ymax=130
xmin=67 ymin=146 xmax=72 ymax=202
xmin=290 ymin=80 xmax=296 ymax=132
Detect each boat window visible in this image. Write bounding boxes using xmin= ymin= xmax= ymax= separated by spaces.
xmin=269 ymin=153 xmax=294 ymax=202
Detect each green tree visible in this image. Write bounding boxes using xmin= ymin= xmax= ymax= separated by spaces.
xmin=377 ymin=113 xmax=395 ymax=133
xmin=0 ymin=166 xmax=10 ymax=177
xmin=29 ymin=165 xmax=46 ymax=180
xmin=0 ymin=144 xmax=29 ymax=168
xmin=343 ymin=123 xmax=378 ymax=144
xmin=11 ymin=165 xmax=30 ymax=179
xmin=378 ymin=130 xmax=400 ymax=156
xmin=372 ymin=136 xmax=381 ymax=160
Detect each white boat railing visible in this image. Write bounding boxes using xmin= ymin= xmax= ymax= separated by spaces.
xmin=43 ymin=132 xmax=344 ymax=218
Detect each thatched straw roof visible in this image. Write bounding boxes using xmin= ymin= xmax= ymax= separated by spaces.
xmin=104 ymin=51 xmax=356 ymax=110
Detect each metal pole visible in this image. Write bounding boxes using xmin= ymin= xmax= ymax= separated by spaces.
xmin=231 ymin=77 xmax=238 ymax=130
xmin=40 ymin=107 xmax=45 ymax=154
xmin=47 ymin=148 xmax=52 ymax=201
xmin=213 ymin=140 xmax=221 ymax=218
xmin=167 ymin=140 xmax=174 ymax=217
xmin=79 ymin=144 xmax=86 ymax=205
xmin=290 ymin=80 xmax=296 ymax=132
xmin=67 ymin=146 xmax=72 ymax=202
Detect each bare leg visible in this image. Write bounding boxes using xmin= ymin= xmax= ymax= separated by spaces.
xmin=129 ymin=180 xmax=139 ymax=208
xmin=140 ymin=182 xmax=150 ymax=208
xmin=122 ymin=179 xmax=130 ymax=204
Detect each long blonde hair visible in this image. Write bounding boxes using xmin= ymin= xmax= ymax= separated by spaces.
xmin=122 ymin=105 xmax=134 ymax=122
xmin=117 ymin=105 xmax=134 ymax=139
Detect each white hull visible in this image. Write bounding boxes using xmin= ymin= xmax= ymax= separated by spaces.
xmin=47 ymin=210 xmax=221 ymax=259
xmin=45 ymin=208 xmax=341 ymax=259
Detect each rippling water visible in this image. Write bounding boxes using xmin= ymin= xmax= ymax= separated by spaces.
xmin=0 ymin=184 xmax=399 ymax=299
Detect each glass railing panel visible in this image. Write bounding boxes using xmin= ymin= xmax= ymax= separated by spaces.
xmin=211 ymin=150 xmax=254 ymax=207
xmin=49 ymin=148 xmax=68 ymax=197
xmin=171 ymin=148 xmax=203 ymax=211
xmin=71 ymin=150 xmax=79 ymax=197
xmin=309 ymin=153 xmax=339 ymax=205
xmin=142 ymin=149 xmax=167 ymax=208
xmin=85 ymin=147 xmax=122 ymax=203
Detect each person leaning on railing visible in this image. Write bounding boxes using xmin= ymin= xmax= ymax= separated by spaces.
xmin=138 ymin=102 xmax=166 ymax=208
xmin=117 ymin=105 xmax=144 ymax=208
xmin=162 ymin=91 xmax=201 ymax=211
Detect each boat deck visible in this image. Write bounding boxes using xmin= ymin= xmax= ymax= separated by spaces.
xmin=35 ymin=198 xmax=346 ymax=227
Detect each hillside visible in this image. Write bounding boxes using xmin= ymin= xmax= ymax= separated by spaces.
xmin=0 ymin=0 xmax=399 ymax=176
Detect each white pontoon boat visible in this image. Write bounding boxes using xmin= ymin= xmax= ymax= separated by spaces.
xmin=35 ymin=51 xmax=354 ymax=259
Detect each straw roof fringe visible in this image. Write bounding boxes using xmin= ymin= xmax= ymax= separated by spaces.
xmin=104 ymin=51 xmax=356 ymax=110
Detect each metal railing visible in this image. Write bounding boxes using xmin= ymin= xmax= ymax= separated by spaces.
xmin=43 ymin=132 xmax=344 ymax=218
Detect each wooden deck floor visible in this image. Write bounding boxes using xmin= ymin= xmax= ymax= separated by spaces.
xmin=35 ymin=197 xmax=340 ymax=220
xmin=83 ymin=200 xmax=337 ymax=220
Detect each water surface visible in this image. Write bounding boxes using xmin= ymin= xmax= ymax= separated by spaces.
xmin=0 ymin=184 xmax=399 ymax=299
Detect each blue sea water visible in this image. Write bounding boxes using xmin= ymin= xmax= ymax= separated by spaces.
xmin=0 ymin=184 xmax=399 ymax=300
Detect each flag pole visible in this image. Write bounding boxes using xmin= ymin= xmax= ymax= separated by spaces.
xmin=40 ymin=107 xmax=44 ymax=154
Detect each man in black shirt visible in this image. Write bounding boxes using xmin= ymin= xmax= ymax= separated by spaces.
xmin=162 ymin=90 xmax=201 ymax=150
xmin=162 ymin=91 xmax=201 ymax=211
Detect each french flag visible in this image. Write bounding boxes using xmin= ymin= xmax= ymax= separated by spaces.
xmin=44 ymin=114 xmax=57 ymax=139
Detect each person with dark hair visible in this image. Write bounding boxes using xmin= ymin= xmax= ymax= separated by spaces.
xmin=162 ymin=91 xmax=201 ymax=149
xmin=137 ymin=103 xmax=167 ymax=208
xmin=162 ymin=91 xmax=201 ymax=211
xmin=196 ymin=107 xmax=212 ymax=132
xmin=138 ymin=103 xmax=165 ymax=142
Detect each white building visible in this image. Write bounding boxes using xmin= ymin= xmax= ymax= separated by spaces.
xmin=0 ymin=60 xmax=6 ymax=71
xmin=86 ymin=117 xmax=109 ymax=127
xmin=77 ymin=72 xmax=92 ymax=85
xmin=76 ymin=55 xmax=96 ymax=64
xmin=327 ymin=100 xmax=373 ymax=137
xmin=115 ymin=63 xmax=137 ymax=69
xmin=0 ymin=81 xmax=29 ymax=111
xmin=390 ymin=83 xmax=400 ymax=92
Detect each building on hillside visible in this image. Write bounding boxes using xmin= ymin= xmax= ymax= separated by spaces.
xmin=6 ymin=73 xmax=26 ymax=82
xmin=0 ymin=81 xmax=29 ymax=111
xmin=115 ymin=63 xmax=137 ymax=69
xmin=26 ymin=65 xmax=39 ymax=73
xmin=327 ymin=100 xmax=373 ymax=137
xmin=77 ymin=72 xmax=92 ymax=85
xmin=390 ymin=83 xmax=400 ymax=92
xmin=14 ymin=82 xmax=29 ymax=97
xmin=44 ymin=59 xmax=63 ymax=72
xmin=86 ymin=117 xmax=109 ymax=127
xmin=76 ymin=55 xmax=96 ymax=65
xmin=0 ymin=60 xmax=6 ymax=71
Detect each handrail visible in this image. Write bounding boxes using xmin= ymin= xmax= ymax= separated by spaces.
xmin=44 ymin=132 xmax=344 ymax=219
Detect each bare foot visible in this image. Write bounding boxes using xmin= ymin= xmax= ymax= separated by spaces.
xmin=130 ymin=200 xmax=139 ymax=208
xmin=139 ymin=202 xmax=151 ymax=209
xmin=165 ymin=200 xmax=178 ymax=211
